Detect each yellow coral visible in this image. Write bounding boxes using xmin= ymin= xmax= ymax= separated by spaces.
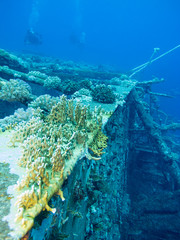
xmin=10 ymin=95 xmax=108 ymax=238
xmin=88 ymin=129 xmax=108 ymax=157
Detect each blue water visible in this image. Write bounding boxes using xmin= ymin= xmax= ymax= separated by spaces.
xmin=0 ymin=0 xmax=180 ymax=119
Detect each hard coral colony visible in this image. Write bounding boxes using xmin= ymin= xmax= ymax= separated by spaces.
xmin=10 ymin=95 xmax=108 ymax=238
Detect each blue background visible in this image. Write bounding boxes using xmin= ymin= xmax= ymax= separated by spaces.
xmin=0 ymin=0 xmax=179 ymax=119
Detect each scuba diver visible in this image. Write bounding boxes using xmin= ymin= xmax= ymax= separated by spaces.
xmin=69 ymin=0 xmax=86 ymax=48
xmin=24 ymin=28 xmax=42 ymax=45
xmin=25 ymin=0 xmax=42 ymax=45
xmin=69 ymin=31 xmax=86 ymax=47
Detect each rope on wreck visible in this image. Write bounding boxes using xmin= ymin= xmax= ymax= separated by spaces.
xmin=129 ymin=44 xmax=180 ymax=78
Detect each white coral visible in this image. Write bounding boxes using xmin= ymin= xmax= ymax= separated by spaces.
xmin=0 ymin=79 xmax=33 ymax=103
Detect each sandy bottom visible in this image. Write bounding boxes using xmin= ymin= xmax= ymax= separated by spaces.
xmin=0 ymin=131 xmax=24 ymax=239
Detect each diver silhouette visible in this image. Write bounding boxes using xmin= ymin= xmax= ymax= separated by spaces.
xmin=69 ymin=0 xmax=86 ymax=48
xmin=25 ymin=0 xmax=42 ymax=46
xmin=24 ymin=28 xmax=42 ymax=45
xmin=69 ymin=31 xmax=86 ymax=47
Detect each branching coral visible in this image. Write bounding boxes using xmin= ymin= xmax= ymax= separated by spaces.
xmin=88 ymin=129 xmax=108 ymax=157
xmin=27 ymin=71 xmax=47 ymax=84
xmin=0 ymin=79 xmax=34 ymax=104
xmin=0 ymin=107 xmax=36 ymax=131
xmin=10 ymin=95 xmax=108 ymax=239
xmin=28 ymin=94 xmax=59 ymax=113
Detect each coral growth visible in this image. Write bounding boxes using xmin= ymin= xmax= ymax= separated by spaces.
xmin=27 ymin=71 xmax=47 ymax=84
xmin=60 ymin=80 xmax=81 ymax=95
xmin=60 ymin=79 xmax=93 ymax=95
xmin=10 ymin=95 xmax=108 ymax=238
xmin=0 ymin=48 xmax=29 ymax=72
xmin=88 ymin=130 xmax=108 ymax=157
xmin=28 ymin=94 xmax=59 ymax=113
xmin=0 ymin=79 xmax=34 ymax=104
xmin=91 ymin=84 xmax=116 ymax=103
xmin=0 ymin=107 xmax=36 ymax=131
xmin=73 ymin=88 xmax=91 ymax=98
xmin=43 ymin=76 xmax=61 ymax=90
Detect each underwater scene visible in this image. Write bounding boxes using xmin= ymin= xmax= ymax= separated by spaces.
xmin=0 ymin=0 xmax=180 ymax=240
